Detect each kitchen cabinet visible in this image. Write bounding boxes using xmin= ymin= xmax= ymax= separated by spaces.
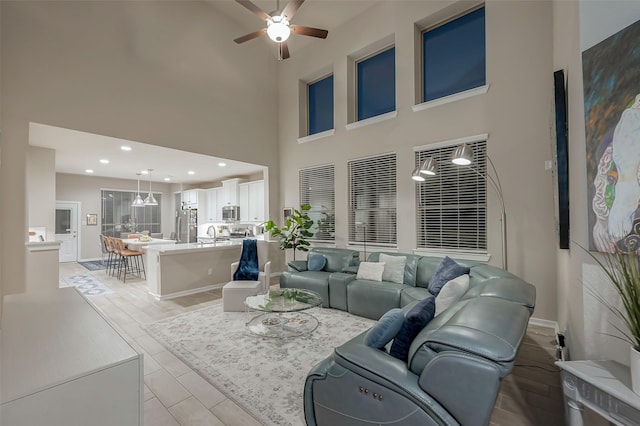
xmin=222 ymin=178 xmax=243 ymax=206
xmin=182 ymin=189 xmax=201 ymax=208
xmin=239 ymin=180 xmax=265 ymax=222
xmin=203 ymin=188 xmax=222 ymax=222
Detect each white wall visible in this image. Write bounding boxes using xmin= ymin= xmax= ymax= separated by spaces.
xmin=27 ymin=146 xmax=56 ymax=241
xmin=278 ymin=1 xmax=558 ymax=321
xmin=0 ymin=1 xmax=280 ymax=300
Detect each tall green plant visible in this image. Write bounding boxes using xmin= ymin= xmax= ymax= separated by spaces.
xmin=588 ymin=249 xmax=640 ymax=350
xmin=264 ymin=204 xmax=315 ymax=260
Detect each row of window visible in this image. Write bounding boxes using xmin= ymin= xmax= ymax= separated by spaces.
xmin=299 ymin=139 xmax=487 ymax=253
xmin=100 ymin=190 xmax=162 ymax=237
xmin=307 ymin=6 xmax=486 ymax=136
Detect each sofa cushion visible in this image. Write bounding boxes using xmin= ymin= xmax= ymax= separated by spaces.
xmin=356 ymin=262 xmax=385 ymax=282
xmin=379 ymin=253 xmax=406 ymax=284
xmin=347 ymin=280 xmax=404 ymax=320
xmin=310 ymin=248 xmax=359 ymax=273
xmin=363 ymin=308 xmax=405 ymax=349
xmin=400 ymin=286 xmax=432 ymax=307
xmin=435 ymin=274 xmax=470 ymax=316
xmin=367 ymin=252 xmax=421 ymax=286
xmin=428 ymin=257 xmax=470 ymax=296
xmin=389 ymin=296 xmax=436 ymax=361
xmin=307 ymin=253 xmax=327 ymax=271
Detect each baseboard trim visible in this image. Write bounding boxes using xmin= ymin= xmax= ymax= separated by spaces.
xmin=149 ymin=283 xmax=225 ymax=301
xmin=529 ymin=317 xmax=558 ymax=330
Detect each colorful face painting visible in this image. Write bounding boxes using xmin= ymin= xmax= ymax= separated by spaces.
xmin=583 ymin=18 xmax=640 ymax=253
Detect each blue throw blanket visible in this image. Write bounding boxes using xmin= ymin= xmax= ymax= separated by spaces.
xmin=233 ymin=239 xmax=259 ymax=281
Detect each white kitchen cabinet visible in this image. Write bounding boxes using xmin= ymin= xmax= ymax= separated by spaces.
xmin=222 ymin=178 xmax=243 ymax=206
xmin=182 ymin=189 xmax=201 ymax=208
xmin=1 ymin=288 xmax=143 ymax=426
xmin=204 ymin=188 xmax=222 ymax=222
xmin=238 ymin=180 xmax=265 ymax=223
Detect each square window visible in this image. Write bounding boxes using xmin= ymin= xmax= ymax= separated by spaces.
xmin=423 ymin=7 xmax=485 ymax=102
xmin=308 ymin=75 xmax=334 ymax=135
xmin=357 ymin=47 xmax=396 ymax=121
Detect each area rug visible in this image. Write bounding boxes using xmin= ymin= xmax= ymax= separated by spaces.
xmin=61 ymin=274 xmax=113 ymax=297
xmin=144 ymin=305 xmax=375 ymax=425
xmin=79 ymin=260 xmax=107 ymax=271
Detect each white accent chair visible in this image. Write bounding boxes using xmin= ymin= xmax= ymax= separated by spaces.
xmin=222 ymin=260 xmax=271 ymax=312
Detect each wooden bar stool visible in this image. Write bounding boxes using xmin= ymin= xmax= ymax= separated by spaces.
xmin=112 ymin=238 xmax=145 ymax=283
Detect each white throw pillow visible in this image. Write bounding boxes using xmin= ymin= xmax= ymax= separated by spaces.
xmin=435 ymin=274 xmax=470 ymax=316
xmin=379 ymin=253 xmax=406 ymax=284
xmin=356 ymin=262 xmax=386 ymax=282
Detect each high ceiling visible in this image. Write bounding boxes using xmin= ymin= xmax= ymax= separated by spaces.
xmin=28 ymin=1 xmax=380 ymax=184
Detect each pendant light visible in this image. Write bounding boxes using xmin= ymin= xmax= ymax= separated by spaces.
xmin=144 ymin=168 xmax=158 ymax=206
xmin=132 ymin=173 xmax=145 ymax=207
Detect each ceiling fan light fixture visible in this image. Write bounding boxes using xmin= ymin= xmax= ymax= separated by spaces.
xmin=267 ymin=16 xmax=291 ymax=42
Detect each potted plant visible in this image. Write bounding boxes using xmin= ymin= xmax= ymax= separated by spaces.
xmin=264 ymin=204 xmax=314 ymax=260
xmin=589 ymin=249 xmax=640 ymax=393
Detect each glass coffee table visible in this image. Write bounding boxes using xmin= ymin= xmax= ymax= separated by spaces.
xmin=244 ymin=288 xmax=323 ymax=338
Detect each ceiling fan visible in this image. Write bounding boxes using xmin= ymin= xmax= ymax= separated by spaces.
xmin=233 ymin=0 xmax=329 ymax=60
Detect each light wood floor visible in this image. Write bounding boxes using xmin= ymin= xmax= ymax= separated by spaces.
xmin=59 ymin=261 xmax=565 ymax=426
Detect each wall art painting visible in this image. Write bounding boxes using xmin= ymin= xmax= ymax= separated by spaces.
xmin=583 ymin=18 xmax=640 ymax=253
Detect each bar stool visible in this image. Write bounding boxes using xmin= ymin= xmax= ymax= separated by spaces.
xmin=112 ymin=238 xmax=146 ymax=283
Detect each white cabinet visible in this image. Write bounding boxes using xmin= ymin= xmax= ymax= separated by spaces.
xmin=204 ymin=188 xmax=222 ymax=222
xmin=222 ymin=178 xmax=243 ymax=206
xmin=239 ymin=180 xmax=265 ymax=222
xmin=183 ymin=189 xmax=203 ymax=209
xmin=1 ymin=288 xmax=143 ymax=426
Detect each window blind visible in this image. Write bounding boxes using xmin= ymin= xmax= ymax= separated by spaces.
xmin=348 ymin=153 xmax=397 ymax=246
xmin=415 ymin=140 xmax=487 ymax=250
xmin=299 ymin=164 xmax=335 ymax=242
xmin=101 ymin=190 xmax=162 ymax=237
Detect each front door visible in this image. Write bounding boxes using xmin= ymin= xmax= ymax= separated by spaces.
xmin=56 ymin=202 xmax=79 ymax=262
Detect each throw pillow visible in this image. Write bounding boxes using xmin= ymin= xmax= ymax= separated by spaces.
xmin=307 ymin=253 xmax=327 ymax=271
xmin=435 ymin=274 xmax=470 ymax=316
xmin=389 ymin=296 xmax=436 ymax=361
xmin=428 ymin=256 xmax=470 ymax=296
xmin=379 ymin=253 xmax=406 ymax=284
xmin=356 ymin=262 xmax=386 ymax=282
xmin=363 ymin=308 xmax=405 ymax=349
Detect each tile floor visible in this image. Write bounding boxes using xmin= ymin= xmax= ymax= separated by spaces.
xmin=59 ymin=261 xmax=566 ymax=426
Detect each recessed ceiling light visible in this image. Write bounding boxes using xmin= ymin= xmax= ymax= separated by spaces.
xmin=120 ymin=146 xmax=132 ymax=151
xmin=141 ymin=170 xmax=149 ymax=175
xmin=164 ymin=177 xmax=171 ymax=181
xmin=218 ymin=162 xmax=227 ymax=167
xmin=99 ymin=159 xmax=109 ymax=164
xmin=85 ymin=169 xmax=94 ymax=173
xmin=188 ymin=171 xmax=195 ymax=175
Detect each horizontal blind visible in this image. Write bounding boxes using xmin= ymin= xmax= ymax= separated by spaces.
xmin=415 ymin=140 xmax=486 ymax=250
xmin=299 ymin=164 xmax=335 ymax=242
xmin=348 ymin=153 xmax=397 ymax=245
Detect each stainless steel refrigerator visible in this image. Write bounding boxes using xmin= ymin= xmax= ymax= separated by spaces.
xmin=176 ymin=207 xmax=197 ymax=243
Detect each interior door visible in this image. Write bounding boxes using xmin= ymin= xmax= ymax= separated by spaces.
xmin=56 ymin=202 xmax=79 ymax=262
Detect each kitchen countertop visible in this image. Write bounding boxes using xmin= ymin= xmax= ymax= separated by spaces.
xmin=146 ymin=240 xmax=243 ymax=254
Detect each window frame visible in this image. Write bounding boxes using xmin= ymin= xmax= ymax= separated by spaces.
xmin=420 ymin=5 xmax=486 ymax=104
xmin=307 ymin=74 xmax=334 ymax=136
xmin=100 ymin=189 xmax=162 ymax=237
xmin=414 ymin=139 xmax=488 ymax=255
xmin=355 ymin=45 xmax=396 ymax=122
xmin=299 ymin=164 xmax=336 ymax=243
xmin=348 ymin=152 xmax=397 ymax=248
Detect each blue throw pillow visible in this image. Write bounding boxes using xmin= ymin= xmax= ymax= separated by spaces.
xmin=428 ymin=256 xmax=470 ymax=296
xmin=389 ymin=297 xmax=436 ymax=361
xmin=363 ymin=308 xmax=405 ymax=349
xmin=307 ymin=253 xmax=327 ymax=271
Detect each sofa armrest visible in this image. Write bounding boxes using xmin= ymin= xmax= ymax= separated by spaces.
xmin=288 ymin=260 xmax=308 ymax=272
xmin=419 ymin=352 xmax=501 ymax=426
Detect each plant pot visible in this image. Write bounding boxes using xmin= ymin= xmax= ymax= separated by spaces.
xmin=631 ymin=346 xmax=640 ymax=395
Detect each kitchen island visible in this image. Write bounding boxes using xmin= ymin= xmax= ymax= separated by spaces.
xmin=145 ymin=239 xmax=282 ymax=300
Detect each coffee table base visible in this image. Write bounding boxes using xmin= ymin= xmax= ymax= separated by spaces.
xmin=246 ymin=311 xmax=319 ymax=338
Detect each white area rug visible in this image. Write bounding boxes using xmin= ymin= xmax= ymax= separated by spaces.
xmin=61 ymin=274 xmax=113 ymax=297
xmin=144 ymin=305 xmax=375 ymax=425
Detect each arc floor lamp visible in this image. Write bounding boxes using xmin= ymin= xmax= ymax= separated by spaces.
xmin=412 ymin=143 xmax=508 ymax=270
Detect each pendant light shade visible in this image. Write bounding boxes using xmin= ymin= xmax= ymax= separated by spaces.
xmin=144 ymin=169 xmax=158 ymax=206
xmin=411 ymin=157 xmax=439 ymax=181
xmin=132 ymin=173 xmax=145 ymax=207
xmin=451 ymin=143 xmax=474 ymax=165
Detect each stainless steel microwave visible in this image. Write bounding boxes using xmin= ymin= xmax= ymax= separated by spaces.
xmin=222 ymin=205 xmax=240 ymax=221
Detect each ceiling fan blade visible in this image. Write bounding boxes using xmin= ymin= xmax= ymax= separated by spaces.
xmin=291 ymin=25 xmax=328 ymax=39
xmin=278 ymin=42 xmax=290 ymax=61
xmin=234 ymin=28 xmax=267 ymax=44
xmin=282 ymin=0 xmax=304 ymax=20
xmin=235 ymin=0 xmax=270 ymax=21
